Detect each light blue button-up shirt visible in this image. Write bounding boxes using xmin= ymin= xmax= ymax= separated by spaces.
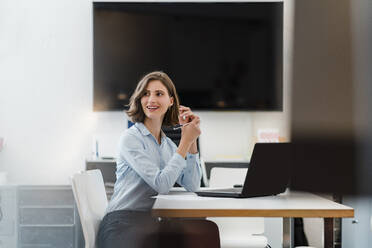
xmin=106 ymin=122 xmax=201 ymax=213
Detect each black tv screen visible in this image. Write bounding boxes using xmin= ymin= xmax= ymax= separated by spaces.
xmin=93 ymin=2 xmax=283 ymax=111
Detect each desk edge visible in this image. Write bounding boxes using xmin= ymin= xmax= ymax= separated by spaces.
xmin=152 ymin=209 xmax=354 ymax=218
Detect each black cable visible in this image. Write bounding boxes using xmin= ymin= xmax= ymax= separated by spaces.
xmin=266 ymin=244 xmax=272 ymax=248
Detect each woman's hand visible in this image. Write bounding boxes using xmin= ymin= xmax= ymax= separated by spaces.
xmin=176 ymin=105 xmax=200 ymax=157
xmin=180 ymin=105 xmax=200 ymax=153
xmin=181 ymin=115 xmax=201 ymax=144
xmin=176 ymin=116 xmax=201 ymax=158
xmin=179 ymin=105 xmax=195 ymax=125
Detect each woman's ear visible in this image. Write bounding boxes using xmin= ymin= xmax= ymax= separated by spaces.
xmin=169 ymin=97 xmax=174 ymax=107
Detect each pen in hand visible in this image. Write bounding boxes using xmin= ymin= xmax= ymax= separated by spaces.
xmin=173 ymin=123 xmax=190 ymax=130
xmin=173 ymin=114 xmax=189 ymax=130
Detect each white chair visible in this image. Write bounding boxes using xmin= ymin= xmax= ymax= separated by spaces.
xmin=71 ymin=170 xmax=108 ymax=248
xmin=208 ymin=167 xmax=268 ymax=248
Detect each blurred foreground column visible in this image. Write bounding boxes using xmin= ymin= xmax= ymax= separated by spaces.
xmin=291 ymin=0 xmax=372 ymax=196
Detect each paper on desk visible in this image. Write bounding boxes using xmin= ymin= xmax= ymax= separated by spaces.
xmin=154 ymin=187 xmax=230 ymax=200
xmin=169 ymin=187 xmax=187 ymax=192
xmin=154 ymin=194 xmax=216 ymax=201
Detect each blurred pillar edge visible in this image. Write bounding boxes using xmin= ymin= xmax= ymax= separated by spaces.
xmin=290 ymin=0 xmax=372 ymax=195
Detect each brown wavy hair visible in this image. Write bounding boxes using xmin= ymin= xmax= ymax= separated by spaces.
xmin=126 ymin=71 xmax=180 ymax=126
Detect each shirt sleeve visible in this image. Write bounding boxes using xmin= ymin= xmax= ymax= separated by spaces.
xmin=176 ymin=152 xmax=202 ymax=192
xmin=120 ymin=133 xmax=187 ymax=194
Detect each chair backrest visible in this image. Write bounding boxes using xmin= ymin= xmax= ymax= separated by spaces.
xmin=71 ymin=170 xmax=108 ymax=248
xmin=208 ymin=167 xmax=264 ymax=235
xmin=162 ymin=125 xmax=210 ymax=187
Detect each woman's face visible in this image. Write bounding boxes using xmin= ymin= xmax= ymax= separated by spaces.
xmin=141 ymin=80 xmax=174 ymax=122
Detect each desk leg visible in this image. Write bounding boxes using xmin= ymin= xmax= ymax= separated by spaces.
xmin=283 ymin=217 xmax=294 ymax=248
xmin=324 ymin=218 xmax=334 ymax=248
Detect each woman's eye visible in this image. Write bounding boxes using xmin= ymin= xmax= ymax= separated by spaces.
xmin=143 ymin=92 xmax=149 ymax=96
xmin=157 ymin=92 xmax=163 ymax=96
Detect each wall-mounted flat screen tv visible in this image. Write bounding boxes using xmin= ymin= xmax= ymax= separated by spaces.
xmin=93 ymin=2 xmax=283 ymax=111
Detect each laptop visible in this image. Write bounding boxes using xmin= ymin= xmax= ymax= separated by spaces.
xmin=195 ymin=143 xmax=292 ymax=198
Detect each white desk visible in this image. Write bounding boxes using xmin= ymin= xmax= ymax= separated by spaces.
xmin=152 ymin=190 xmax=354 ymax=248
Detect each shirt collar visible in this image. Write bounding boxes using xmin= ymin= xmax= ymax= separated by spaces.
xmin=135 ymin=122 xmax=167 ymax=142
xmin=135 ymin=122 xmax=151 ymax=136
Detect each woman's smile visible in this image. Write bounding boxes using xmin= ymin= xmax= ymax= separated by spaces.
xmin=146 ymin=105 xmax=159 ymax=112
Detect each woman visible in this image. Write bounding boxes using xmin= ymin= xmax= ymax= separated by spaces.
xmin=97 ymin=71 xmax=219 ymax=248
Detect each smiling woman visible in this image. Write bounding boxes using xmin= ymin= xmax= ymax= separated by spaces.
xmin=96 ymin=71 xmax=219 ymax=248
xmin=126 ymin=72 xmax=179 ymax=127
xmin=140 ymin=80 xmax=174 ymax=128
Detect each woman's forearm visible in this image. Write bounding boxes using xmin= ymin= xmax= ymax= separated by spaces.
xmin=188 ymin=141 xmax=198 ymax=154
xmin=177 ymin=139 xmax=192 ymax=158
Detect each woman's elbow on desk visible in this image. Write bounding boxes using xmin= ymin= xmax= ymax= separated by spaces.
xmin=152 ymin=178 xmax=173 ymax=195
xmin=157 ymin=188 xmax=171 ymax=195
xmin=183 ymin=182 xmax=201 ymax=192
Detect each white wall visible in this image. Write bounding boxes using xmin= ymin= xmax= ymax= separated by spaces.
xmin=0 ymin=0 xmax=293 ymax=185
xmin=0 ymin=0 xmax=94 ymax=184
